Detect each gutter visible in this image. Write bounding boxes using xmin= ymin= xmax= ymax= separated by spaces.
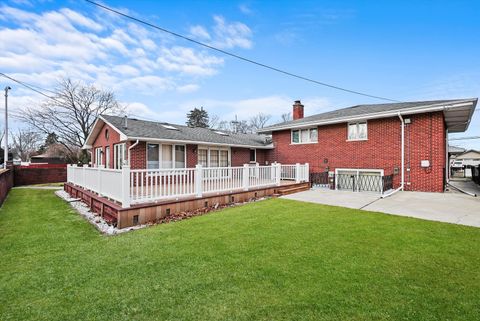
xmin=128 ymin=140 xmax=139 ymax=166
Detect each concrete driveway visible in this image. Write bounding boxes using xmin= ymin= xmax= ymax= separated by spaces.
xmin=282 ymin=188 xmax=480 ymax=227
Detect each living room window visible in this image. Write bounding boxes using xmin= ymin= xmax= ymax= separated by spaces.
xmin=291 ymin=128 xmax=318 ymax=144
xmin=147 ymin=143 xmax=186 ymax=169
xmin=348 ymin=122 xmax=368 ymax=141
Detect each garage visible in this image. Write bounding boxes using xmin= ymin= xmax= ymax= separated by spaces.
xmin=335 ymin=168 xmax=384 ymax=193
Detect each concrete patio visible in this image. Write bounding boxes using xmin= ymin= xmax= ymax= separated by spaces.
xmin=282 ymin=188 xmax=480 ymax=227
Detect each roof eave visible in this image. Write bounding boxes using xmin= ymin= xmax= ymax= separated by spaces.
xmin=125 ymin=136 xmax=274 ymax=149
xmin=258 ymin=100 xmax=477 ymax=133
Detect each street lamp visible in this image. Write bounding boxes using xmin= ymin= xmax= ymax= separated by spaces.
xmin=4 ymin=86 xmax=11 ymax=166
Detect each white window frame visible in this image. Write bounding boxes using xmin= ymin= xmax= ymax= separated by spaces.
xmin=291 ymin=127 xmax=318 ymax=144
xmin=113 ymin=143 xmax=126 ymax=169
xmin=145 ymin=143 xmax=187 ymax=169
xmin=95 ymin=147 xmax=103 ymax=167
xmin=105 ymin=146 xmax=110 ymax=169
xmin=197 ymin=146 xmax=231 ymax=168
xmin=347 ymin=121 xmax=368 ymax=141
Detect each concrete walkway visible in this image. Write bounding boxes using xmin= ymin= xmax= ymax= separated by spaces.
xmin=282 ymin=188 xmax=480 ymax=228
xmin=447 ymin=179 xmax=480 ymax=196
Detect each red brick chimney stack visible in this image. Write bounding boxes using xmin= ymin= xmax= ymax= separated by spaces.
xmin=293 ymin=100 xmax=304 ymax=120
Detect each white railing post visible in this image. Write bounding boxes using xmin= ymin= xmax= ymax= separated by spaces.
xmin=243 ymin=164 xmax=249 ymax=191
xmin=295 ymin=163 xmax=301 ymax=183
xmin=275 ymin=163 xmax=281 ymax=186
xmin=71 ymin=164 xmax=77 ymax=184
xmin=195 ymin=164 xmax=203 ymax=197
xmin=305 ymin=163 xmax=310 ymax=182
xmin=270 ymin=162 xmax=276 ymax=181
xmin=81 ymin=164 xmax=86 ymax=187
xmin=121 ymin=165 xmax=131 ymax=208
xmin=97 ymin=165 xmax=104 ymax=195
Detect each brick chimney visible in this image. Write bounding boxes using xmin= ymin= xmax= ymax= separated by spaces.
xmin=293 ymin=100 xmax=304 ymax=120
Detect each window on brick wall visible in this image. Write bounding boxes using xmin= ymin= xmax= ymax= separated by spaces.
xmin=197 ymin=147 xmax=230 ymax=167
xmin=250 ymin=149 xmax=256 ymax=162
xmin=95 ymin=147 xmax=102 ymax=166
xmin=146 ymin=143 xmax=186 ymax=169
xmin=291 ymin=128 xmax=318 ymax=144
xmin=198 ymin=149 xmax=208 ymax=166
xmin=348 ymin=122 xmax=368 ymax=141
xmin=114 ymin=143 xmax=126 ymax=169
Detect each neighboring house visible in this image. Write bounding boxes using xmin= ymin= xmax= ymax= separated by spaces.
xmin=258 ymin=98 xmax=477 ymax=192
xmin=449 ymin=146 xmax=467 ymax=169
xmin=83 ymin=115 xmax=274 ymax=171
xmin=452 ymin=150 xmax=480 ymax=167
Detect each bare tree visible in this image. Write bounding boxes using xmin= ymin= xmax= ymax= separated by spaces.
xmin=18 ymin=78 xmax=124 ymax=162
xmin=249 ymin=113 xmax=271 ymax=131
xmin=281 ymin=112 xmax=292 ymax=122
xmin=11 ymin=129 xmax=42 ymax=161
xmin=208 ymin=114 xmax=220 ymax=129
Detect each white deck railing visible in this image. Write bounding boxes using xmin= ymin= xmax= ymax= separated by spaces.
xmin=67 ymin=163 xmax=309 ymax=208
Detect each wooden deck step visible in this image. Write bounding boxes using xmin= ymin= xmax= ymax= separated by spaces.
xmin=275 ymin=183 xmax=310 ymax=196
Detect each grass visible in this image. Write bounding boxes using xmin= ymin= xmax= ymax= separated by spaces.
xmin=0 ymin=189 xmax=479 ymax=321
xmin=28 ymin=182 xmax=65 ymax=187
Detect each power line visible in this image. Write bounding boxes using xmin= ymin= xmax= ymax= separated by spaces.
xmin=0 ymin=72 xmax=63 ymax=105
xmin=85 ymin=0 xmax=401 ymax=103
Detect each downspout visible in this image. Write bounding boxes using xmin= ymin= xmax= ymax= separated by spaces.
xmin=128 ymin=140 xmax=139 ymax=166
xmin=445 ymin=129 xmax=449 ymax=185
xmin=382 ymin=112 xmax=404 ymax=198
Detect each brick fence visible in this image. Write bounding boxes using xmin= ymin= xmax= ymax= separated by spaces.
xmin=0 ymin=169 xmax=14 ymax=206
xmin=13 ymin=164 xmax=67 ymax=186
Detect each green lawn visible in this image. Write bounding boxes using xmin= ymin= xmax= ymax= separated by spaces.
xmin=0 ymin=189 xmax=479 ymax=321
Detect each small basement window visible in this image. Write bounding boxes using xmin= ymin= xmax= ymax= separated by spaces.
xmin=291 ymin=128 xmax=318 ymax=144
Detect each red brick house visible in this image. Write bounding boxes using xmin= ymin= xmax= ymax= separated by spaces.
xmin=258 ymin=98 xmax=477 ymax=192
xmin=83 ymin=115 xmax=274 ymax=171
xmin=83 ymin=98 xmax=477 ymax=194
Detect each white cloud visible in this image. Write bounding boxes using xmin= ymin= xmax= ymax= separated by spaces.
xmin=176 ymin=84 xmax=200 ymax=93
xmin=239 ymin=4 xmax=253 ymax=15
xmin=0 ymin=4 xmax=238 ymax=102
xmin=189 ymin=25 xmax=211 ymax=40
xmin=156 ymin=46 xmax=224 ymax=76
xmin=190 ymin=15 xmax=253 ymax=49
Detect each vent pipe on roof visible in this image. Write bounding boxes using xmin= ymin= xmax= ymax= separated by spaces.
xmin=124 ymin=115 xmax=128 ymax=129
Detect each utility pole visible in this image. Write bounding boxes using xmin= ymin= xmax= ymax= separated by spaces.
xmin=4 ymin=86 xmax=11 ymax=166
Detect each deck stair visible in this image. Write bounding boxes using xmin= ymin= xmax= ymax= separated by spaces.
xmin=274 ymin=182 xmax=310 ymax=196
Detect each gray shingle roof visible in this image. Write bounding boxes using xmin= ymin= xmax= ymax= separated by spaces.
xmin=259 ymin=98 xmax=478 ymax=132
xmin=101 ymin=115 xmax=272 ymax=148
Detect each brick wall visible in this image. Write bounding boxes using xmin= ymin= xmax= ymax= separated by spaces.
xmin=266 ymin=112 xmax=446 ymax=192
xmin=92 ymin=122 xmax=121 ymax=168
xmin=13 ymin=165 xmax=67 ymax=186
xmin=231 ymin=148 xmax=268 ymax=166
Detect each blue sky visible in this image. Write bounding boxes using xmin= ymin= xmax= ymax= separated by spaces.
xmin=1 ymin=0 xmax=479 ymax=149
